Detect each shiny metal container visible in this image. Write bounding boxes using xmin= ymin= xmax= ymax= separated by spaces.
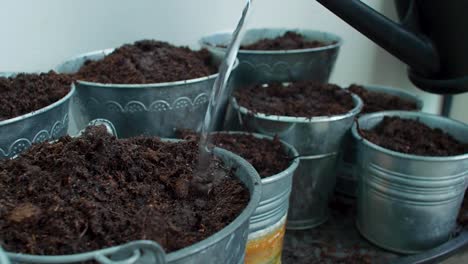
xmin=5 ymin=145 xmax=262 ymax=264
xmin=0 ymin=72 xmax=74 ymax=159
xmin=56 ymin=49 xmax=237 ymax=138
xmin=352 ymin=111 xmax=468 ymax=253
xmin=336 ymin=85 xmax=423 ymax=197
xmin=200 ymin=28 xmax=342 ymax=85
xmin=212 ymin=131 xmax=299 ymax=264
xmin=231 ymin=94 xmax=363 ymax=229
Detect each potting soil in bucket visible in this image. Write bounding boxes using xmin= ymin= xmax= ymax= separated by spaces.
xmin=0 ymin=71 xmax=74 ymax=158
xmin=353 ymin=113 xmax=468 ymax=253
xmin=58 ymin=40 xmax=222 ymax=138
xmin=0 ymin=125 xmax=260 ymax=263
xmin=336 ymin=84 xmax=423 ymax=196
xmin=179 ymin=131 xmax=299 ymax=264
xmin=232 ymin=81 xmax=362 ymax=229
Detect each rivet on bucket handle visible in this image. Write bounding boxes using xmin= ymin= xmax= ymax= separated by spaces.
xmin=94 ymin=240 xmax=166 ymax=264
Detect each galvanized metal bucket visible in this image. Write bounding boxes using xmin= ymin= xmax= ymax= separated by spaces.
xmin=56 ymin=49 xmax=238 ymax=138
xmin=352 ymin=111 xmax=468 ymax=254
xmin=200 ymin=28 xmax=342 ymax=86
xmin=0 ymin=72 xmax=74 ymax=159
xmin=231 ymin=94 xmax=363 ymax=230
xmin=5 ymin=144 xmax=262 ymax=264
xmin=336 ymin=85 xmax=423 ymax=197
xmin=211 ymin=131 xmax=299 ymax=264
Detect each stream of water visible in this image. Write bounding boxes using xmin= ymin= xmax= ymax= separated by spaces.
xmin=198 ymin=0 xmax=253 ymax=161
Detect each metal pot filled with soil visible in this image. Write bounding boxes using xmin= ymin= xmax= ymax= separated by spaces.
xmin=352 ymin=111 xmax=468 ymax=253
xmin=56 ymin=40 xmax=237 ymax=138
xmin=0 ymin=71 xmax=74 ymax=159
xmin=0 ymin=125 xmax=262 ymax=264
xmin=336 ymin=84 xmax=423 ymax=197
xmin=0 ymin=245 xmax=9 ymax=264
xmin=200 ymin=28 xmax=342 ymax=85
xmin=230 ymin=81 xmax=363 ymax=230
xmin=179 ymin=131 xmax=299 ymax=264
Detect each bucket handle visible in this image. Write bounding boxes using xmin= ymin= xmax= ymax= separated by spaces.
xmin=94 ymin=240 xmax=166 ymax=264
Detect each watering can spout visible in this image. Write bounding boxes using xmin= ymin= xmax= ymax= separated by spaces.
xmin=317 ymin=0 xmax=439 ymax=75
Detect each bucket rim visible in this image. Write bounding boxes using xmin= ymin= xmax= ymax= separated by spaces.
xmin=231 ymin=93 xmax=363 ymax=123
xmin=351 ymin=110 xmax=468 ymax=161
xmin=56 ymin=48 xmax=238 ymax=89
xmin=210 ymin=131 xmax=300 ymax=184
xmin=199 ymin=28 xmax=343 ymax=55
xmin=0 ymin=72 xmax=75 ymax=127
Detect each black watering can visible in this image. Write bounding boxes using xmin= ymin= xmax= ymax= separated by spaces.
xmin=317 ymin=0 xmax=468 ymax=95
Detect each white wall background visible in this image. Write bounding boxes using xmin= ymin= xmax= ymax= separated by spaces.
xmin=1 ymin=0 xmax=465 ymax=120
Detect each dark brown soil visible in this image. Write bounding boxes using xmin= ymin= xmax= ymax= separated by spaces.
xmin=348 ymin=84 xmax=418 ymax=115
xmin=458 ymin=191 xmax=468 ymax=227
xmin=177 ymin=131 xmax=291 ymax=178
xmin=360 ymin=116 xmax=468 ymax=156
xmin=0 ymin=71 xmax=72 ymax=121
xmin=0 ymin=126 xmax=249 ymax=255
xmin=75 ymin=40 xmax=217 ymax=84
xmin=241 ymin=31 xmax=330 ymax=50
xmin=234 ymin=82 xmax=355 ymax=117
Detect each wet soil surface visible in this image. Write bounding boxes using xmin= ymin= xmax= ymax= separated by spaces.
xmin=0 ymin=126 xmax=249 ymax=255
xmin=241 ymin=31 xmax=330 ymax=50
xmin=75 ymin=40 xmax=217 ymax=84
xmin=282 ymin=195 xmax=398 ymax=264
xmin=0 ymin=71 xmax=72 ymax=121
xmin=177 ymin=131 xmax=290 ymax=178
xmin=348 ymin=84 xmax=418 ymax=115
xmin=360 ymin=116 xmax=468 ymax=156
xmin=234 ymin=81 xmax=355 ymax=117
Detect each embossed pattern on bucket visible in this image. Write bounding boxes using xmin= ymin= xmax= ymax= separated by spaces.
xmin=336 ymin=85 xmax=423 ymax=197
xmin=56 ymin=49 xmax=237 ymax=138
xmin=5 ymin=145 xmax=262 ymax=264
xmin=231 ymin=94 xmax=363 ymax=230
xmin=200 ymin=28 xmax=342 ymax=85
xmin=0 ymin=73 xmax=74 ymax=159
xmin=352 ymin=111 xmax=468 ymax=254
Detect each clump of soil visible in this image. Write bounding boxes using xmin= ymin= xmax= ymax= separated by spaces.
xmin=0 ymin=126 xmax=249 ymax=255
xmin=360 ymin=116 xmax=468 ymax=156
xmin=75 ymin=40 xmax=217 ymax=84
xmin=177 ymin=131 xmax=290 ymax=178
xmin=348 ymin=84 xmax=418 ymax=115
xmin=241 ymin=31 xmax=330 ymax=50
xmin=0 ymin=71 xmax=72 ymax=121
xmin=234 ymin=82 xmax=355 ymax=117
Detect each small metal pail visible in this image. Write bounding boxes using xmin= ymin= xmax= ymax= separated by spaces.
xmin=336 ymin=85 xmax=423 ymax=197
xmin=352 ymin=111 xmax=468 ymax=253
xmin=231 ymin=94 xmax=363 ymax=229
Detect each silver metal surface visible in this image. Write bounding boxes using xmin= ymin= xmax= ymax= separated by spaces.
xmin=200 ymin=28 xmax=342 ymax=85
xmin=336 ymin=85 xmax=423 ymax=197
xmin=231 ymin=93 xmax=363 ymax=229
xmin=352 ymin=111 xmax=468 ymax=253
xmin=0 ymin=245 xmax=10 ymax=264
xmin=6 ymin=145 xmax=262 ymax=264
xmin=212 ymin=131 xmax=299 ymax=234
xmin=55 ymin=49 xmax=238 ymax=138
xmin=0 ymin=72 xmax=74 ymax=159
